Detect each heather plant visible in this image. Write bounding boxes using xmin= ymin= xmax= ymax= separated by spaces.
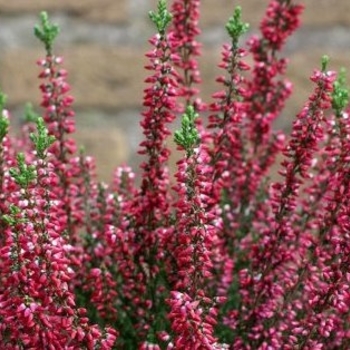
xmin=0 ymin=0 xmax=350 ymax=349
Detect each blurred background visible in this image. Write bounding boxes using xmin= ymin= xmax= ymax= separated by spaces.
xmin=0 ymin=0 xmax=349 ymax=181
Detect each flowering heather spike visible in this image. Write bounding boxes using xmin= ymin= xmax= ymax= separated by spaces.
xmin=118 ymin=1 xmax=179 ymax=344
xmin=139 ymin=0 xmax=177 ymax=218
xmin=37 ymin=55 xmax=76 ymax=161
xmin=137 ymin=1 xmax=177 ymax=233
xmin=246 ymin=0 xmax=304 ymax=144
xmin=234 ymin=60 xmax=336 ymax=347
xmin=168 ymin=105 xmax=220 ymax=348
xmin=208 ymin=5 xmax=250 ymax=218
xmin=260 ymin=0 xmax=304 ymax=51
xmin=35 ymin=11 xmax=84 ymax=261
xmin=112 ymin=165 xmax=137 ymax=200
xmin=205 ymin=7 xmax=251 ymax=309
xmin=248 ymin=0 xmax=304 ymax=139
xmin=170 ymin=0 xmax=204 ymax=110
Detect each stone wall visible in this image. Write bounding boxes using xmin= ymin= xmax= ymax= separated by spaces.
xmin=0 ymin=0 xmax=349 ymax=180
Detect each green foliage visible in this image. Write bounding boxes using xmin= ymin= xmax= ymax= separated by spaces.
xmin=24 ymin=102 xmax=40 ymax=123
xmin=2 ymin=205 xmax=22 ymax=226
xmin=30 ymin=117 xmax=56 ymax=159
xmin=0 ymin=92 xmax=9 ymax=142
xmin=332 ymin=68 xmax=349 ymax=116
xmin=34 ymin=11 xmax=59 ymax=55
xmin=9 ymin=153 xmax=36 ymax=188
xmin=226 ymin=6 xmax=249 ymax=46
xmin=0 ymin=92 xmax=7 ymax=110
xmin=174 ymin=105 xmax=200 ymax=152
xmin=321 ymin=55 xmax=330 ymax=72
xmin=149 ymin=0 xmax=172 ymax=35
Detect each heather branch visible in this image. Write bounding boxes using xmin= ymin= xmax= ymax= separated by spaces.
xmin=34 ymin=11 xmax=80 ymax=249
xmin=170 ymin=105 xmax=219 ymax=348
xmin=241 ymin=0 xmax=304 ymax=208
xmin=170 ymin=0 xmax=203 ymax=109
xmin=118 ymin=0 xmax=177 ymax=344
xmin=207 ymin=5 xmax=250 ymax=251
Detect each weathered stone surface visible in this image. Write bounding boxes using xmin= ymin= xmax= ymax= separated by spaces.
xmin=74 ymin=126 xmax=129 ymax=182
xmin=200 ymin=0 xmax=265 ymax=28
xmin=0 ymin=0 xmax=348 ymax=34
xmin=303 ymin=0 xmax=350 ymax=26
xmin=0 ymin=0 xmax=127 ymax=23
xmin=200 ymin=0 xmax=350 ymax=29
xmin=0 ymin=49 xmax=42 ymax=108
xmin=66 ymin=46 xmax=146 ymax=109
xmin=0 ymin=46 xmax=147 ymax=110
xmin=198 ymin=48 xmax=223 ymax=103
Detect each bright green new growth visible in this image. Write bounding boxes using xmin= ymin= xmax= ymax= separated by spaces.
xmin=321 ymin=55 xmax=330 ymax=72
xmin=24 ymin=102 xmax=40 ymax=123
xmin=226 ymin=6 xmax=249 ymax=45
xmin=0 ymin=92 xmax=7 ymax=110
xmin=174 ymin=105 xmax=200 ymax=151
xmin=332 ymin=68 xmax=349 ymax=116
xmin=30 ymin=117 xmax=56 ymax=159
xmin=2 ymin=204 xmax=22 ymax=227
xmin=0 ymin=92 xmax=9 ymax=142
xmin=9 ymin=153 xmax=36 ymax=188
xmin=149 ymin=0 xmax=172 ymax=35
xmin=34 ymin=11 xmax=59 ymax=55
